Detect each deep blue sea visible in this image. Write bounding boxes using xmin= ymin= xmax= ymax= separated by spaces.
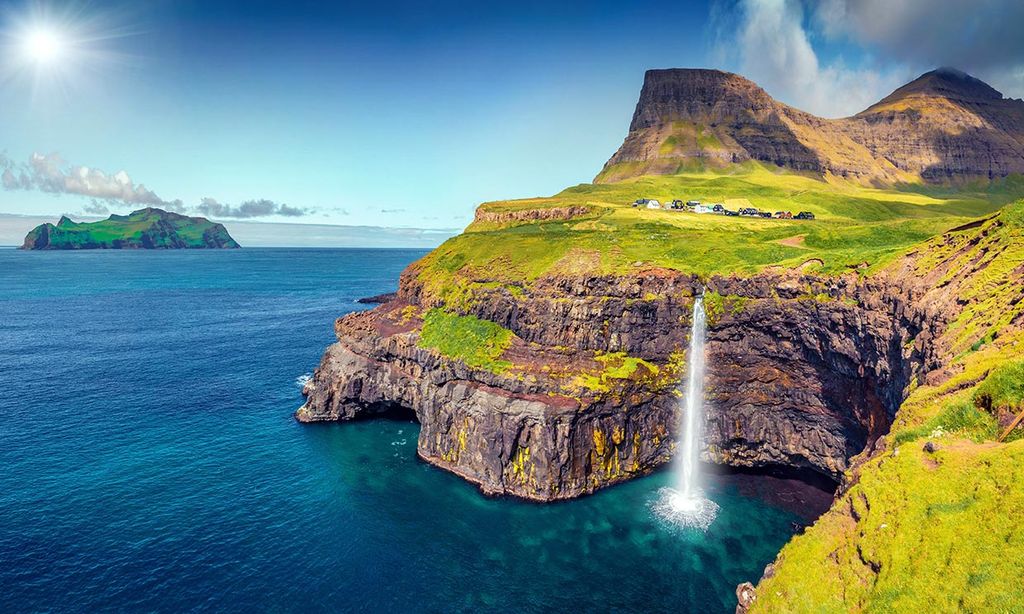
xmin=0 ymin=248 xmax=829 ymax=613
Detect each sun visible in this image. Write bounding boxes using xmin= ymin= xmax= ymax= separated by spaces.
xmin=1 ymin=4 xmax=134 ymax=97
xmin=24 ymin=28 xmax=63 ymax=62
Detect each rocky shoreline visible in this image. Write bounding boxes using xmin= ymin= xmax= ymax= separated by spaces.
xmin=297 ymin=248 xmax=959 ymax=501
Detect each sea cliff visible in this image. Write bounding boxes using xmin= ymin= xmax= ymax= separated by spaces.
xmin=298 ymin=66 xmax=1024 ymax=610
xmin=297 ymin=227 xmax=971 ymax=500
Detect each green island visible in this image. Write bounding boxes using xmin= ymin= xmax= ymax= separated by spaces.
xmin=21 ymin=207 xmax=240 ymax=249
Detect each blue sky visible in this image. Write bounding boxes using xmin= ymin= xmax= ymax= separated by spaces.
xmin=1 ymin=0 xmax=1022 ymax=238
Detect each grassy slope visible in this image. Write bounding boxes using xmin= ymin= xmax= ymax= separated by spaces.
xmin=752 ymin=439 xmax=1024 ymax=612
xmin=750 ymin=204 xmax=1024 ymax=612
xmin=418 ymin=164 xmax=1017 ymax=299
xmin=418 ymin=308 xmax=514 ymax=373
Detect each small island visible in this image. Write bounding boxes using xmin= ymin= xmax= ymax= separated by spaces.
xmin=21 ymin=207 xmax=240 ymax=250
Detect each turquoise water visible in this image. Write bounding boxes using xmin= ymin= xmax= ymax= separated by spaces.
xmin=0 ymin=248 xmax=826 ymax=612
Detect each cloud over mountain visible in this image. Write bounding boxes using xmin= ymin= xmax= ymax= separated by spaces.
xmin=712 ymin=0 xmax=1024 ymax=118
xmin=82 ymin=200 xmax=111 ymax=215
xmin=813 ymin=0 xmax=1024 ymax=71
xmin=812 ymin=0 xmax=1024 ymax=98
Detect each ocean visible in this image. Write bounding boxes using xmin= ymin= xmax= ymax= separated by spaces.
xmin=0 ymin=248 xmax=828 ymax=613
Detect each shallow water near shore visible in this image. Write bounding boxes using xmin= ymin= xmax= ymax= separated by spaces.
xmin=0 ymin=248 xmax=830 ymax=613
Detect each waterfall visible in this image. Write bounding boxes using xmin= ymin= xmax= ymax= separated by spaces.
xmin=677 ymin=293 xmax=707 ymax=503
xmin=650 ymin=292 xmax=719 ymax=531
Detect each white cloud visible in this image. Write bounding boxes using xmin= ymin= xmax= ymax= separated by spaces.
xmin=195 ymin=197 xmax=310 ymax=219
xmin=811 ymin=0 xmax=1024 ymax=98
xmin=11 ymin=152 xmax=172 ymax=205
xmin=712 ymin=0 xmax=1024 ymax=117
xmin=0 ymin=152 xmax=315 ymax=219
xmin=722 ymin=0 xmax=907 ymax=117
xmin=82 ymin=200 xmax=110 ymax=215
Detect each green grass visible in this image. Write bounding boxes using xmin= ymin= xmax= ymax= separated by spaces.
xmin=658 ymin=135 xmax=679 ymax=155
xmin=891 ymin=399 xmax=998 ymax=446
xmin=703 ymin=291 xmax=750 ymax=325
xmin=752 ymin=439 xmax=1024 ymax=613
xmin=910 ymin=202 xmax=1024 ymax=355
xmin=973 ymin=359 xmax=1024 ymax=414
xmin=417 ymin=308 xmax=515 ymax=374
xmin=569 ymin=352 xmax=660 ymax=395
xmin=414 ymin=164 xmax=1021 ymax=304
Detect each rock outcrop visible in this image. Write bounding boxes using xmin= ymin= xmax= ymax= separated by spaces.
xmin=599 ymin=67 xmax=1024 ymax=183
xmin=473 ymin=205 xmax=590 ymax=225
xmin=298 ymin=256 xmax=950 ymax=501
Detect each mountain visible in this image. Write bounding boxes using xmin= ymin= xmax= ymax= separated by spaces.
xmin=842 ymin=67 xmax=1024 ymax=180
xmin=600 ymin=67 xmax=1024 ymax=183
xmin=21 ymin=208 xmax=240 ymax=250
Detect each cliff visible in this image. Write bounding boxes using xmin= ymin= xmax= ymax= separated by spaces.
xmin=301 ymin=200 xmax=1024 ymax=608
xmin=21 ymin=208 xmax=240 ymax=249
xmin=599 ymin=68 xmax=1024 ymax=183
xmin=298 ymin=66 xmax=1024 ymax=610
xmin=298 ymin=264 xmax=942 ymax=500
xmin=741 ymin=203 xmax=1024 ymax=612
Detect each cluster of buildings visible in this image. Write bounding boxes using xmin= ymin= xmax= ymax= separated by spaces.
xmin=631 ymin=199 xmax=815 ymax=220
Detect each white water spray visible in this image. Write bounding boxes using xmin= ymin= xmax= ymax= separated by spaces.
xmin=651 ymin=293 xmax=719 ymax=530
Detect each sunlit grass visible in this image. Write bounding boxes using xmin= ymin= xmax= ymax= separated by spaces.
xmin=418 ymin=165 xmax=1022 ymax=299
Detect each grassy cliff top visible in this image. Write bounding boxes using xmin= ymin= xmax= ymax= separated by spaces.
xmin=414 ymin=164 xmax=1023 ymax=300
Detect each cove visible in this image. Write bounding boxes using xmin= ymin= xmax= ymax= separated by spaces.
xmin=0 ymin=248 xmax=832 ymax=613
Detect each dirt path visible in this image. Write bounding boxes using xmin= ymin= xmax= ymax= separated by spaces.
xmin=776 ymin=234 xmax=808 ymax=249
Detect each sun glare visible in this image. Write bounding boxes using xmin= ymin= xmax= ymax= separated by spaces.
xmin=25 ymin=28 xmax=61 ymax=62
xmin=1 ymin=3 xmax=136 ymax=96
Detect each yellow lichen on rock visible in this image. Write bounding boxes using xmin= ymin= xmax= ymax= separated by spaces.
xmin=593 ymin=428 xmax=607 ymax=457
xmin=508 ymin=445 xmax=538 ymax=491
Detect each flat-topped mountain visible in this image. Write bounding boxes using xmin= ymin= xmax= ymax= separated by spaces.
xmin=21 ymin=208 xmax=240 ymax=250
xmin=600 ymin=67 xmax=1024 ymax=183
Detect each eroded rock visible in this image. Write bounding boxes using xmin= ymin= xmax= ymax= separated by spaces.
xmin=298 ymin=262 xmax=951 ymax=501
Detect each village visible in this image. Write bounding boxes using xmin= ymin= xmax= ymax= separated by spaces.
xmin=631 ymin=198 xmax=816 ymax=220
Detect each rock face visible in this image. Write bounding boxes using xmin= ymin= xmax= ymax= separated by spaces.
xmin=599 ymin=67 xmax=1024 ymax=183
xmin=297 ymin=67 xmax=1018 ymax=502
xmin=21 ymin=208 xmax=240 ymax=249
xmin=840 ymin=68 xmax=1024 ymax=180
xmin=298 ymin=258 xmax=949 ymax=501
xmin=473 ymin=205 xmax=590 ymax=225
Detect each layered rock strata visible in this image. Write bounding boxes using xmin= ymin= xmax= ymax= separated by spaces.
xmin=298 ymin=259 xmax=951 ymax=501
xmin=600 ymin=67 xmax=1024 ymax=183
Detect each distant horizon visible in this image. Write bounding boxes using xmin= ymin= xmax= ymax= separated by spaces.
xmin=2 ymin=0 xmax=1022 ymax=230
xmin=0 ymin=212 xmax=458 ymax=248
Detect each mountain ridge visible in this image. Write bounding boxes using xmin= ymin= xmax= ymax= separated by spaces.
xmin=600 ymin=67 xmax=1024 ymax=184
